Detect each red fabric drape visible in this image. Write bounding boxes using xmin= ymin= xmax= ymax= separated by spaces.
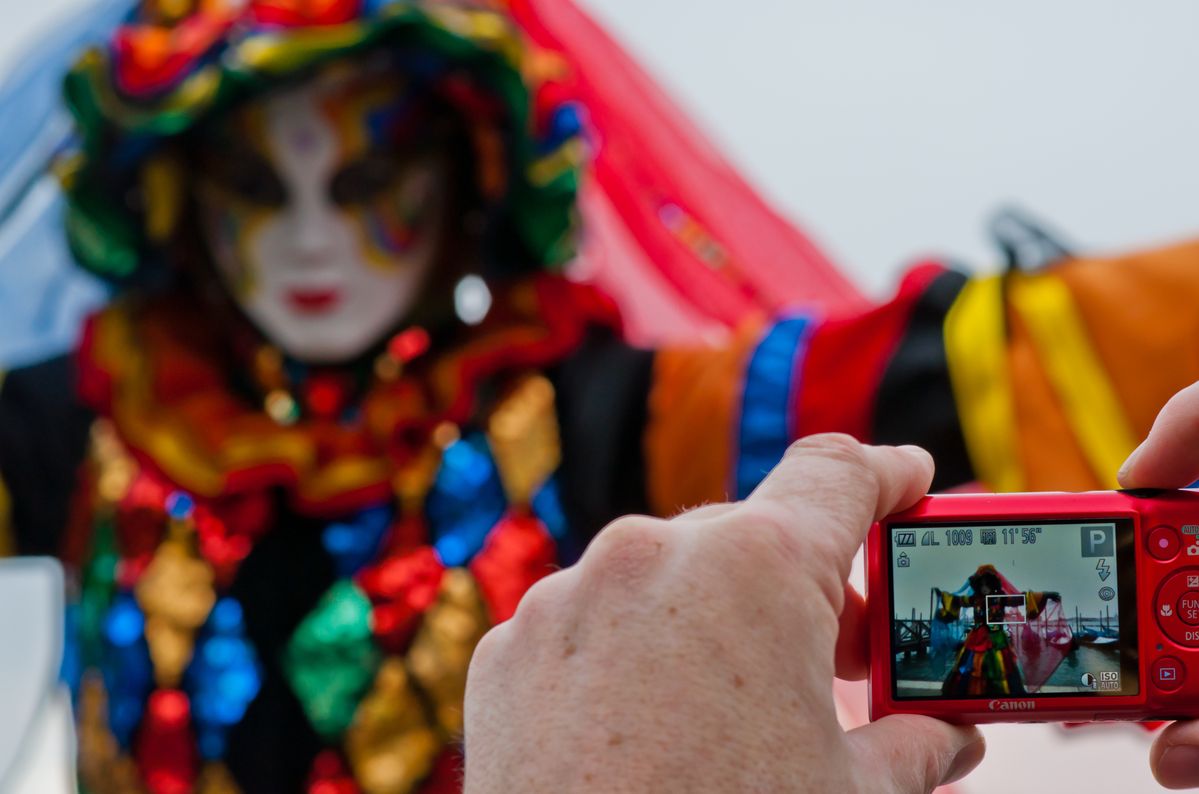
xmin=508 ymin=0 xmax=866 ymax=344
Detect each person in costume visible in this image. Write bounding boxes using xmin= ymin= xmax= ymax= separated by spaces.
xmin=4 ymin=0 xmax=1199 ymax=792
xmin=933 ymin=564 xmax=1066 ymax=698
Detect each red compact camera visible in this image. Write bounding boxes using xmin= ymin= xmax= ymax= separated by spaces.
xmin=868 ymin=489 xmax=1199 ymax=724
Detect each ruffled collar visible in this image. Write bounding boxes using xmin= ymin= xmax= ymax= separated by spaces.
xmin=77 ymin=275 xmax=619 ymax=517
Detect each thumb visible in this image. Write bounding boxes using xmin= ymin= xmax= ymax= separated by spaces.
xmin=1119 ymin=381 xmax=1199 ymax=488
xmin=847 ymin=715 xmax=985 ymax=794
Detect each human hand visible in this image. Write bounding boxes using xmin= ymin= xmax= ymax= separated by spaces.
xmin=463 ymin=435 xmax=984 ymax=793
xmin=1119 ymin=382 xmax=1199 ymax=788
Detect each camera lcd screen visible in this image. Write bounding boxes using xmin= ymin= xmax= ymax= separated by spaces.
xmin=888 ymin=519 xmax=1138 ymax=700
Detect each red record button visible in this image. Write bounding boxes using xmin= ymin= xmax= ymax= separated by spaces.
xmin=1148 ymin=525 xmax=1181 ymax=561
xmin=1180 ymin=592 xmax=1199 ymax=626
xmin=1153 ymin=657 xmax=1186 ymax=692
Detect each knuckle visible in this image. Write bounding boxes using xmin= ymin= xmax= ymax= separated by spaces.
xmin=509 ymin=568 xmax=568 ymax=627
xmin=723 ymin=501 xmax=848 ymax=609
xmin=582 ymin=515 xmax=672 ymax=586
xmin=724 ymin=503 xmax=839 ymax=573
xmin=723 ymin=501 xmax=804 ymax=564
xmin=467 ymin=620 xmax=510 ymax=680
xmin=785 ymin=433 xmax=872 ymax=476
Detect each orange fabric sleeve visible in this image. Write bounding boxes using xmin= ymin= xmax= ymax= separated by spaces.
xmin=1055 ymin=239 xmax=1199 ymax=438
xmin=644 ymin=320 xmax=766 ymax=515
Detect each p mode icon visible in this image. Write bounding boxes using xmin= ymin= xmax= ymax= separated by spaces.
xmin=1081 ymin=525 xmax=1115 ymax=558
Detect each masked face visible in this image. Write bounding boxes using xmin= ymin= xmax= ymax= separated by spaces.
xmin=194 ymin=66 xmax=453 ymax=363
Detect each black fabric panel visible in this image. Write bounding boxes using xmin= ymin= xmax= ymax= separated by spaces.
xmin=549 ymin=328 xmax=654 ymax=560
xmin=0 ymin=355 xmax=94 ymax=556
xmin=873 ymin=270 xmax=975 ymax=491
xmin=226 ymin=506 xmax=335 ymax=793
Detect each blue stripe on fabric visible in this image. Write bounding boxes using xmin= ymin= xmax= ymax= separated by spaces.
xmin=735 ymin=316 xmax=815 ymax=499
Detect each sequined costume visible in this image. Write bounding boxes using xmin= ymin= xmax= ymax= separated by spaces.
xmin=5 ymin=1 xmax=1199 ymax=793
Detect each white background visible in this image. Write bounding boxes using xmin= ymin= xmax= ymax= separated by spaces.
xmin=5 ymin=0 xmax=1199 ymax=296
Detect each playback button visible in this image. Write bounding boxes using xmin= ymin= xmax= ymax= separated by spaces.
xmin=1153 ymin=657 xmax=1185 ymax=692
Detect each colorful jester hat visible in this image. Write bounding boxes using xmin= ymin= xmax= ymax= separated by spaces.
xmin=57 ymin=0 xmax=585 ymax=284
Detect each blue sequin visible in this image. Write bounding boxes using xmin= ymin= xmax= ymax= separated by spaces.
xmin=185 ymin=597 xmax=262 ymax=761
xmin=532 ymin=477 xmax=578 ymax=565
xmin=101 ymin=594 xmax=153 ymax=748
xmin=736 ymin=316 xmax=816 ymax=499
xmin=426 ymin=433 xmax=507 ymax=566
xmin=166 ymin=491 xmax=195 ymax=521
xmin=60 ymin=604 xmax=82 ymax=699
xmin=322 ymin=505 xmax=392 ymax=577
xmin=540 ymin=103 xmax=583 ymax=153
xmin=531 ymin=477 xmax=568 ymax=541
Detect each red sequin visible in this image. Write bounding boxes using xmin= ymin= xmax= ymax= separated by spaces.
xmin=194 ymin=511 xmax=252 ymax=589
xmin=116 ymin=472 xmax=170 ymax=588
xmin=422 ymin=748 xmax=464 ymax=794
xmin=305 ymin=374 xmax=350 ymax=420
xmin=356 ymin=547 xmax=446 ymax=653
xmin=307 ymin=749 xmax=361 ymax=794
xmin=135 ymin=690 xmax=198 ymax=794
xmin=469 ymin=515 xmax=557 ymax=623
xmin=387 ymin=327 xmax=432 ymax=364
xmin=250 ymin=0 xmax=361 ymax=27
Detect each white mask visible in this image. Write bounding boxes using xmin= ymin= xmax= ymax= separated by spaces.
xmin=194 ymin=66 xmax=452 ymax=364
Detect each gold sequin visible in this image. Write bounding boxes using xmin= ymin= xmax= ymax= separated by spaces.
xmin=77 ymin=674 xmax=146 ymax=794
xmin=392 ymin=444 xmax=443 ymax=517
xmin=345 ymin=659 xmax=442 ymax=794
xmin=141 ymin=0 xmax=198 ymax=25
xmin=374 ymin=353 xmax=403 ymax=383
xmin=253 ymin=346 xmax=287 ymax=392
xmin=135 ymin=520 xmax=216 ymax=687
xmin=196 ymin=762 xmax=242 ymax=794
xmin=406 ymin=570 xmax=490 ymax=736
xmin=91 ymin=419 xmax=138 ymax=506
xmin=141 ymin=155 xmax=184 ymax=243
xmin=487 ymin=375 xmax=561 ymax=506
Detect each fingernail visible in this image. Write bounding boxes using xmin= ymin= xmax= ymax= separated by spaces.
xmin=943 ymin=738 xmax=986 ymax=785
xmin=1118 ymin=442 xmax=1145 ymax=485
xmin=1157 ymin=745 xmax=1199 ymax=788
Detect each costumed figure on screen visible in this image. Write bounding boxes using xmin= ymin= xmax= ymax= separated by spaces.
xmin=6 ymin=0 xmax=1199 ymax=792
xmin=932 ymin=564 xmax=1070 ymax=697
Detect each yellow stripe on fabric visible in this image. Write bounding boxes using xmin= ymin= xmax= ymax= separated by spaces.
xmin=1008 ymin=273 xmax=1137 ymax=489
xmin=943 ymin=276 xmax=1023 ymax=492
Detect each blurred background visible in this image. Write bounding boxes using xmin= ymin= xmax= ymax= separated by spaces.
xmin=3 ymin=1 xmax=1198 ymax=791
xmin=5 ymin=0 xmax=1199 ymax=296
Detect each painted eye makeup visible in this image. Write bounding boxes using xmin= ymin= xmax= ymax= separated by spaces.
xmin=328 ymin=151 xmax=406 ymax=206
xmin=202 ymin=145 xmax=288 ymax=208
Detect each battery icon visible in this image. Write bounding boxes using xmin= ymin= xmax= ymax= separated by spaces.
xmin=981 ymin=528 xmax=997 ymax=546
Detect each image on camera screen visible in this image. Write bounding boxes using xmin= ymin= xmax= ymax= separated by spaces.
xmin=889 ymin=520 xmax=1136 ymax=700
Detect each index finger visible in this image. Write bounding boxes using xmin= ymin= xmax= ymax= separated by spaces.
xmin=1119 ymin=381 xmax=1199 ymax=489
xmin=745 ymin=434 xmax=934 ymax=572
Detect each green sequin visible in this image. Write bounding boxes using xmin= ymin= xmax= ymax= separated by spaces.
xmin=80 ymin=513 xmax=120 ymax=670
xmin=283 ymin=580 xmax=381 ymax=740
